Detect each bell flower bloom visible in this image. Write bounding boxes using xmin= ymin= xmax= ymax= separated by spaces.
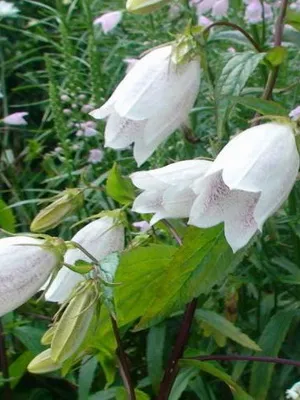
xmin=93 ymin=11 xmax=122 ymax=34
xmin=3 ymin=112 xmax=28 ymax=125
xmin=90 ymin=45 xmax=201 ymax=166
xmin=0 ymin=236 xmax=65 ymax=316
xmin=191 ymin=0 xmax=229 ymax=17
xmin=244 ymin=0 xmax=273 ymax=24
xmin=131 ymin=160 xmax=212 ymax=225
xmin=45 ymin=217 xmax=124 ymax=303
xmin=289 ymin=106 xmax=300 ymax=121
xmin=286 ymin=381 xmax=300 ymax=400
xmin=189 ymin=123 xmax=299 ymax=252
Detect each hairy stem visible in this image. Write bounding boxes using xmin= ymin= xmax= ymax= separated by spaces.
xmin=0 ymin=320 xmax=12 ymax=400
xmin=186 ymin=354 xmax=300 ymax=368
xmin=203 ymin=21 xmax=262 ymax=53
xmin=110 ymin=317 xmax=136 ymax=400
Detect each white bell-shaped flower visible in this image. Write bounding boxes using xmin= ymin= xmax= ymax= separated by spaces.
xmin=90 ymin=45 xmax=201 ymax=166
xmin=0 ymin=236 xmax=63 ymax=316
xmin=189 ymin=123 xmax=299 ymax=252
xmin=131 ymin=160 xmax=212 ymax=224
xmin=45 ymin=217 xmax=124 ymax=303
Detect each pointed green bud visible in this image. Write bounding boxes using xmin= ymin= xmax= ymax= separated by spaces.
xmin=28 ymin=349 xmax=62 ymax=374
xmin=41 ymin=325 xmax=56 ymax=346
xmin=51 ymin=281 xmax=97 ymax=363
xmin=30 ymin=189 xmax=84 ymax=233
xmin=126 ymin=0 xmax=170 ymax=14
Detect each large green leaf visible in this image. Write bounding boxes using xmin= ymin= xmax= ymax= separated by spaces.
xmin=286 ymin=9 xmax=300 ymax=31
xmin=116 ymin=387 xmax=150 ymax=400
xmin=106 ymin=163 xmax=135 ymax=205
xmin=114 ymin=244 xmax=177 ymax=326
xmin=215 ymin=52 xmax=265 ymax=138
xmin=147 ymin=324 xmax=166 ymax=392
xmin=9 ymin=351 xmax=34 ymax=389
xmin=195 ymin=309 xmax=260 ymax=351
xmin=232 ymin=96 xmax=288 ymax=117
xmin=78 ymin=356 xmax=98 ymax=400
xmin=181 ymin=360 xmax=253 ymax=399
xmin=136 ymin=226 xmax=246 ymax=329
xmin=0 ymin=198 xmax=16 ymax=233
xmin=13 ymin=326 xmax=45 ymax=355
xmin=249 ymin=310 xmax=297 ymax=400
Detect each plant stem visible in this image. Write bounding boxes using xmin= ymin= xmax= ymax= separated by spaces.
xmin=186 ymin=354 xmax=300 ymax=368
xmin=110 ymin=316 xmax=136 ymax=400
xmin=203 ymin=21 xmax=262 ymax=53
xmin=0 ymin=320 xmax=12 ymax=400
xmin=156 ymin=299 xmax=198 ymax=400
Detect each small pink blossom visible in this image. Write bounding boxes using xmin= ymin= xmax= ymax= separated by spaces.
xmin=81 ymin=104 xmax=94 ymax=113
xmin=3 ymin=112 xmax=28 ymax=125
xmin=212 ymin=0 xmax=228 ymax=17
xmin=60 ymin=94 xmax=70 ymax=102
xmin=198 ymin=15 xmax=212 ymax=26
xmin=123 ymin=58 xmax=138 ymax=74
xmin=133 ymin=221 xmax=151 ymax=233
xmin=93 ymin=11 xmax=122 ymax=34
xmin=245 ymin=0 xmax=273 ymax=24
xmin=191 ymin=0 xmax=228 ymax=17
xmin=227 ymin=47 xmax=236 ymax=53
xmin=289 ymin=106 xmax=300 ymax=121
xmin=63 ymin=109 xmax=72 ymax=115
xmin=88 ymin=149 xmax=104 ymax=164
xmin=80 ymin=121 xmax=97 ymax=137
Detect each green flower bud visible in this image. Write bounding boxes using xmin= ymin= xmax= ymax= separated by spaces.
xmin=51 ymin=281 xmax=97 ymax=363
xmin=126 ymin=0 xmax=170 ymax=14
xmin=30 ymin=189 xmax=84 ymax=233
xmin=28 ymin=349 xmax=62 ymax=374
xmin=41 ymin=325 xmax=56 ymax=346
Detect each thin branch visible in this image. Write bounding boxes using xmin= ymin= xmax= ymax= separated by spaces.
xmin=203 ymin=21 xmax=262 ymax=53
xmin=186 ymin=354 xmax=300 ymax=368
xmin=110 ymin=317 xmax=136 ymax=400
xmin=156 ymin=299 xmax=198 ymax=400
xmin=0 ymin=319 xmax=12 ymax=400
xmin=161 ymin=219 xmax=183 ymax=245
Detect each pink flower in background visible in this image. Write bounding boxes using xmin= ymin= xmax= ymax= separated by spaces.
xmin=191 ymin=0 xmax=228 ymax=17
xmin=228 ymin=47 xmax=236 ymax=53
xmin=198 ymin=15 xmax=212 ymax=26
xmin=133 ymin=221 xmax=151 ymax=232
xmin=289 ymin=106 xmax=300 ymax=121
xmin=81 ymin=121 xmax=98 ymax=137
xmin=245 ymin=0 xmax=273 ymax=24
xmin=123 ymin=58 xmax=138 ymax=74
xmin=290 ymin=0 xmax=300 ymax=11
xmin=88 ymin=149 xmax=104 ymax=164
xmin=3 ymin=112 xmax=28 ymax=125
xmin=81 ymin=104 xmax=94 ymax=113
xmin=93 ymin=11 xmax=122 ymax=34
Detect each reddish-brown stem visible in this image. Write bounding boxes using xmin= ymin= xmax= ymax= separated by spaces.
xmin=110 ymin=317 xmax=136 ymax=400
xmin=186 ymin=354 xmax=300 ymax=368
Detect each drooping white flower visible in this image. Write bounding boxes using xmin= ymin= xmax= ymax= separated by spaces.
xmin=286 ymin=382 xmax=300 ymax=399
xmin=90 ymin=45 xmax=201 ymax=166
xmin=45 ymin=217 xmax=124 ymax=303
xmin=131 ymin=160 xmax=212 ymax=225
xmin=190 ymin=0 xmax=229 ymax=18
xmin=0 ymin=236 xmax=64 ymax=316
xmin=93 ymin=11 xmax=122 ymax=34
xmin=189 ymin=123 xmax=299 ymax=252
xmin=3 ymin=112 xmax=28 ymax=125
xmin=0 ymin=1 xmax=19 ymax=18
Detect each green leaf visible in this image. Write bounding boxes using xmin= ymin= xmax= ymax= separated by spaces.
xmin=209 ymin=30 xmax=251 ymax=47
xmin=136 ymin=226 xmax=246 ymax=330
xmin=115 ymin=387 xmax=150 ymax=400
xmin=106 ymin=163 xmax=135 ymax=205
xmin=169 ymin=367 xmax=198 ymax=400
xmin=100 ymin=252 xmax=120 ymax=316
xmin=283 ymin=28 xmax=300 ymax=47
xmin=265 ymin=46 xmax=287 ymax=67
xmin=114 ymin=244 xmax=177 ymax=326
xmin=78 ymin=356 xmax=98 ymax=400
xmin=9 ymin=351 xmax=34 ymax=389
xmin=13 ymin=326 xmax=45 ymax=355
xmin=0 ymin=198 xmax=16 ymax=233
xmin=249 ymin=310 xmax=297 ymax=400
xmin=147 ymin=324 xmax=166 ymax=392
xmin=180 ymin=360 xmax=253 ymax=399
xmin=195 ymin=309 xmax=260 ymax=351
xmin=232 ymin=96 xmax=288 ymax=116
xmin=286 ymin=9 xmax=300 ymax=31
xmin=216 ymin=52 xmax=265 ymax=138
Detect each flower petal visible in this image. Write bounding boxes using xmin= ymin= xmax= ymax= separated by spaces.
xmin=132 ymin=190 xmax=164 ymax=213
xmin=44 ymin=267 xmax=84 ymax=303
xmin=162 ymin=185 xmax=197 ymax=218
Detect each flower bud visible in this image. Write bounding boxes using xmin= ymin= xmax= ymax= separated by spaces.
xmin=126 ymin=0 xmax=170 ymax=14
xmin=41 ymin=325 xmax=56 ymax=345
xmin=51 ymin=281 xmax=97 ymax=363
xmin=30 ymin=189 xmax=84 ymax=233
xmin=28 ymin=349 xmax=62 ymax=374
xmin=0 ymin=236 xmax=65 ymax=316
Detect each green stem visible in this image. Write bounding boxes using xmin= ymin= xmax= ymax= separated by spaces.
xmin=288 ymin=187 xmax=300 ymax=267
